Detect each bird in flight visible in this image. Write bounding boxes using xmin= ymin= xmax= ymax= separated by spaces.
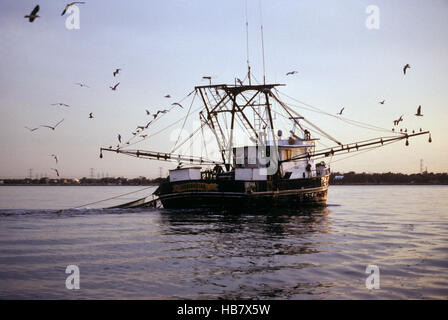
xmin=25 ymin=5 xmax=40 ymax=22
xmin=415 ymin=105 xmax=423 ymax=117
xmin=164 ymin=94 xmax=171 ymax=98
xmin=172 ymin=103 xmax=183 ymax=109
xmin=110 ymin=82 xmax=120 ymax=91
xmin=145 ymin=109 xmax=151 ymax=115
xmin=41 ymin=119 xmax=65 ymax=131
xmin=61 ymin=2 xmax=85 ymax=16
xmin=75 ymin=82 xmax=90 ymax=88
xmin=51 ymin=168 xmax=60 ymax=177
xmin=51 ymin=103 xmax=70 ymax=108
xmin=153 ymin=109 xmax=168 ymax=119
xmin=117 ymin=134 xmax=122 ymax=143
xmin=140 ymin=135 xmax=148 ymax=139
xmin=113 ymin=68 xmax=121 ymax=77
xmin=50 ymin=154 xmax=58 ymax=164
xmin=236 ymin=78 xmax=244 ymax=86
xmin=337 ymin=107 xmax=345 ymax=115
xmin=393 ymin=115 xmax=403 ymax=126
xmin=145 ymin=121 xmax=153 ymax=129
xmin=89 ymin=112 xmax=94 ymax=119
xmin=25 ymin=126 xmax=39 ymax=132
xmin=286 ymin=71 xmax=298 ymax=76
xmin=379 ymin=100 xmax=385 ymax=105
xmin=403 ymin=64 xmax=411 ymax=75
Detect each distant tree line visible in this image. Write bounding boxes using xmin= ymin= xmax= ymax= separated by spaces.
xmin=0 ymin=176 xmax=168 ymax=186
xmin=330 ymin=172 xmax=448 ymax=185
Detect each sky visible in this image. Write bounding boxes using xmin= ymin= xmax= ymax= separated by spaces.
xmin=0 ymin=0 xmax=447 ymax=179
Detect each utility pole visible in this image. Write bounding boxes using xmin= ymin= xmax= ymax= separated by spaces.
xmin=420 ymin=159 xmax=423 ymax=174
xmin=28 ymin=168 xmax=33 ymax=180
xmin=90 ymin=168 xmax=94 ymax=179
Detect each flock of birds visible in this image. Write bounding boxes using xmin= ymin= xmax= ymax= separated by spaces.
xmin=22 ymin=4 xmax=427 ymax=177
xmin=284 ymin=65 xmax=424 ymax=133
xmin=23 ymin=3 xmax=186 ymax=177
xmin=334 ymin=63 xmax=424 ymax=133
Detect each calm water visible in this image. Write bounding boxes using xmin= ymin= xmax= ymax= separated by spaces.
xmin=0 ymin=185 xmax=447 ymax=299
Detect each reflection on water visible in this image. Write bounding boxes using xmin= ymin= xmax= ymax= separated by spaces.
xmin=157 ymin=207 xmax=333 ymax=299
xmin=0 ymin=185 xmax=447 ymax=299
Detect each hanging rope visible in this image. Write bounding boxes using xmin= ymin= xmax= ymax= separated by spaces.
xmin=65 ymin=186 xmax=156 ymax=210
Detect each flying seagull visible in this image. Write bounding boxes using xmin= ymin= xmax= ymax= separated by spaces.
xmin=140 ymin=134 xmax=148 ymax=139
xmin=25 ymin=126 xmax=39 ymax=132
xmin=379 ymin=100 xmax=385 ymax=105
xmin=110 ymin=82 xmax=120 ymax=91
xmin=153 ymin=109 xmax=169 ymax=119
xmin=51 ymin=103 xmax=70 ymax=107
xmin=41 ymin=119 xmax=65 ymax=131
xmin=164 ymin=94 xmax=171 ymax=98
xmin=117 ymin=134 xmax=122 ymax=143
xmin=403 ymin=64 xmax=411 ymax=75
xmin=51 ymin=168 xmax=60 ymax=177
xmin=75 ymin=82 xmax=90 ymax=88
xmin=89 ymin=112 xmax=94 ymax=119
xmin=113 ymin=68 xmax=121 ymax=77
xmin=145 ymin=121 xmax=153 ymax=128
xmin=415 ymin=105 xmax=423 ymax=117
xmin=50 ymin=154 xmax=58 ymax=164
xmin=25 ymin=5 xmax=40 ymax=22
xmin=286 ymin=71 xmax=298 ymax=76
xmin=172 ymin=102 xmax=183 ymax=109
xmin=393 ymin=115 xmax=403 ymax=126
xmin=337 ymin=107 xmax=345 ymax=115
xmin=61 ymin=2 xmax=85 ymax=16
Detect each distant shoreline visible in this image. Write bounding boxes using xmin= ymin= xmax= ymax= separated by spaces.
xmin=0 ymin=184 xmax=159 ymax=187
xmin=1 ymin=183 xmax=447 ymax=186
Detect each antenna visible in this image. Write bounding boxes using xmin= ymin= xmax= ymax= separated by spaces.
xmin=245 ymin=0 xmax=251 ymax=85
xmin=259 ymin=0 xmax=266 ymax=84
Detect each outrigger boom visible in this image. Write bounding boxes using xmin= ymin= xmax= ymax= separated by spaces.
xmin=281 ymin=131 xmax=432 ymax=163
xmin=100 ymin=131 xmax=431 ymax=165
xmin=99 ymin=147 xmax=224 ymax=165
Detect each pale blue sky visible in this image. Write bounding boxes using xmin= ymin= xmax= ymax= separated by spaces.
xmin=0 ymin=0 xmax=447 ymax=178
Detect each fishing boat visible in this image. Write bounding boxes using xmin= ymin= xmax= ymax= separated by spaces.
xmin=99 ymin=78 xmax=431 ymax=210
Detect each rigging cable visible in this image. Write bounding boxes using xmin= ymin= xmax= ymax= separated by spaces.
xmin=275 ymin=88 xmax=395 ymax=134
xmin=170 ymin=91 xmax=197 ymax=153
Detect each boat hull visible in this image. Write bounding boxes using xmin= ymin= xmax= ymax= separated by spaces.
xmin=158 ymin=186 xmax=328 ymax=209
